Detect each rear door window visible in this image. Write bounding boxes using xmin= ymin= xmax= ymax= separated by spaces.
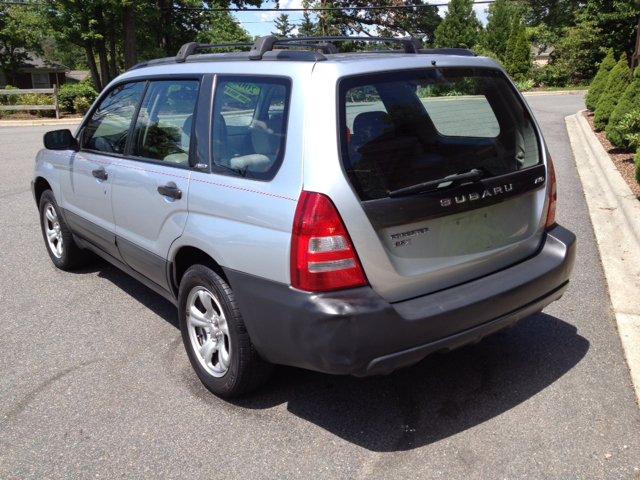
xmin=130 ymin=79 xmax=200 ymax=165
xmin=340 ymin=68 xmax=540 ymax=201
xmin=211 ymin=76 xmax=291 ymax=180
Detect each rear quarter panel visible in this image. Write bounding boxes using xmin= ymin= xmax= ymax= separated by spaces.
xmin=170 ymin=62 xmax=310 ymax=283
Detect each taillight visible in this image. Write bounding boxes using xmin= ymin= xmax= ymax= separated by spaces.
xmin=545 ymin=156 xmax=557 ymax=228
xmin=291 ymin=191 xmax=368 ymax=292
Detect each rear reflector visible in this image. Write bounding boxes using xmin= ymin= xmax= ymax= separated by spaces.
xmin=291 ymin=191 xmax=368 ymax=292
xmin=546 ymin=156 xmax=557 ymax=229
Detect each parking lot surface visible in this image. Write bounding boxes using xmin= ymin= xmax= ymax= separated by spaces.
xmin=1 ymin=94 xmax=639 ymax=479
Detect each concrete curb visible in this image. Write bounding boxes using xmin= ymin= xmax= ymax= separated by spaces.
xmin=523 ymin=90 xmax=587 ymax=97
xmin=0 ymin=118 xmax=83 ymax=127
xmin=566 ymin=111 xmax=640 ymax=406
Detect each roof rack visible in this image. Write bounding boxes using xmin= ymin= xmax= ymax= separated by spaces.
xmin=248 ymin=35 xmax=423 ymax=60
xmin=176 ymin=42 xmax=253 ymax=63
xmin=172 ymin=36 xmax=477 ymax=64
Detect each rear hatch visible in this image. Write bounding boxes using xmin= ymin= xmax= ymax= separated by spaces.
xmin=337 ymin=66 xmax=548 ymax=301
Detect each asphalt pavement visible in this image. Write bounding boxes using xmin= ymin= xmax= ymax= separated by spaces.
xmin=1 ymin=94 xmax=639 ymax=479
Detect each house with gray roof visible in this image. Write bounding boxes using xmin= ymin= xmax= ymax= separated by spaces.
xmin=0 ymin=51 xmax=68 ymax=89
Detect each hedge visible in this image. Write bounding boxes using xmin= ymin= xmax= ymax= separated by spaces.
xmin=593 ymin=53 xmax=630 ymax=131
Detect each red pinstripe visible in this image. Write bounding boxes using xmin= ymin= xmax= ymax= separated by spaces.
xmin=41 ymin=151 xmax=297 ymax=202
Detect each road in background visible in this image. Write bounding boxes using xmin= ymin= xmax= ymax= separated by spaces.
xmin=1 ymin=94 xmax=638 ymax=478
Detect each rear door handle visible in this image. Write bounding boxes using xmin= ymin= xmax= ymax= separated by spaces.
xmin=157 ymin=184 xmax=182 ymax=200
xmin=92 ymin=167 xmax=108 ymax=181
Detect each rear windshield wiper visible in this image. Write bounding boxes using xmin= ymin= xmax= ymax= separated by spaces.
xmin=388 ymin=169 xmax=484 ymax=198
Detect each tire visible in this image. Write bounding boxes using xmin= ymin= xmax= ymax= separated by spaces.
xmin=38 ymin=190 xmax=89 ymax=270
xmin=178 ymin=264 xmax=274 ymax=397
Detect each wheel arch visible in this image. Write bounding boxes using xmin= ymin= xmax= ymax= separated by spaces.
xmin=171 ymin=246 xmax=230 ymax=296
xmin=33 ymin=176 xmax=53 ymax=207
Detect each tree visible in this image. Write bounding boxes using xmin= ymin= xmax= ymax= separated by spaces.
xmin=310 ymin=0 xmax=440 ymax=45
xmin=544 ymin=0 xmax=639 ymax=88
xmin=273 ymin=13 xmax=295 ymax=37
xmin=123 ymin=1 xmax=137 ymax=70
xmin=397 ymin=0 xmax=442 ymax=45
xmin=576 ymin=0 xmax=639 ymax=62
xmin=482 ymin=0 xmax=515 ymax=62
xmin=508 ymin=20 xmax=532 ymax=81
xmin=522 ymin=0 xmax=582 ymax=37
xmin=197 ymin=8 xmax=252 ymax=47
xmin=527 ymin=22 xmax=556 ymax=54
xmin=549 ymin=20 xmax=601 ymax=85
xmin=594 ymin=53 xmax=631 ymax=130
xmin=38 ymin=0 xmax=264 ymax=92
xmin=297 ymin=0 xmax=317 ymax=37
xmin=585 ymin=48 xmax=615 ymax=111
xmin=433 ymin=0 xmax=482 ymax=49
xmin=0 ymin=3 xmax=44 ymax=85
xmin=504 ymin=15 xmax=519 ymax=69
xmin=606 ymin=68 xmax=640 ymax=148
xmin=472 ymin=43 xmax=503 ymax=66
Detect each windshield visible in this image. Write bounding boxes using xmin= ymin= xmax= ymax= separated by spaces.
xmin=339 ymin=67 xmax=540 ymax=201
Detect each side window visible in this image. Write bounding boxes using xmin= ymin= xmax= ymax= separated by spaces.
xmin=211 ymin=76 xmax=291 ymax=180
xmin=84 ymin=82 xmax=145 ymax=154
xmin=130 ymin=80 xmax=200 ymax=165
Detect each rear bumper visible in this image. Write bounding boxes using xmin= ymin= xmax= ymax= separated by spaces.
xmin=225 ymin=224 xmax=576 ymax=376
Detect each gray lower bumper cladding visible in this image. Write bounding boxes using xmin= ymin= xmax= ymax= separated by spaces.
xmin=225 ymin=224 xmax=576 ymax=376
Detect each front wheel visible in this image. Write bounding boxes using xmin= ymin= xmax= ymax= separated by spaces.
xmin=39 ymin=190 xmax=89 ymax=270
xmin=178 ymin=264 xmax=273 ymax=397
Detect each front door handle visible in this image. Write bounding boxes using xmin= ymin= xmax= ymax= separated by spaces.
xmin=157 ymin=184 xmax=182 ymax=200
xmin=92 ymin=167 xmax=108 ymax=181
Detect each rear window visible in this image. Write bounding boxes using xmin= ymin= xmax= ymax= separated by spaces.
xmin=339 ymin=67 xmax=540 ymax=201
xmin=211 ymin=76 xmax=291 ymax=181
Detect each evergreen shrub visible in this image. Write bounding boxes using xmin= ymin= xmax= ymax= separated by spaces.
xmin=606 ymin=69 xmax=640 ymax=148
xmin=593 ymin=53 xmax=630 ymax=130
xmin=635 ymin=151 xmax=640 ymax=185
xmin=509 ymin=22 xmax=532 ymax=82
xmin=504 ymin=16 xmax=519 ymax=69
xmin=585 ymin=48 xmax=615 ymax=111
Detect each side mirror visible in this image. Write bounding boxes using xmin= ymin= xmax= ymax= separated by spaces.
xmin=43 ymin=129 xmax=80 ymax=152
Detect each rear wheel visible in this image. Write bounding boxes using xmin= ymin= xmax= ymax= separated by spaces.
xmin=39 ymin=190 xmax=89 ymax=270
xmin=178 ymin=264 xmax=273 ymax=397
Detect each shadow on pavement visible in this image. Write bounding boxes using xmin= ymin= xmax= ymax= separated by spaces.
xmin=75 ymin=256 xmax=179 ymax=328
xmin=225 ymin=314 xmax=588 ymax=452
xmin=68 ymin=261 xmax=588 ymax=452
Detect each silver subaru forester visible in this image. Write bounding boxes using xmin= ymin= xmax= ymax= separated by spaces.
xmin=32 ymin=36 xmax=576 ymax=397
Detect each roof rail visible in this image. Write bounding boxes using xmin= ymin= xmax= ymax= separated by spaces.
xmin=418 ymin=48 xmax=478 ymax=56
xmin=175 ymin=41 xmax=253 ymax=63
xmin=173 ymin=36 xmax=477 ymax=64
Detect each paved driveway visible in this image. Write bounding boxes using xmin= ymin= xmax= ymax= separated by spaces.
xmin=0 ymin=95 xmax=638 ymax=478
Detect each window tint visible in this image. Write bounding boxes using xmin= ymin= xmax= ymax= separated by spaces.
xmin=130 ymin=80 xmax=199 ymax=165
xmin=211 ymin=76 xmax=290 ymax=180
xmin=340 ymin=68 xmax=540 ymax=201
xmin=84 ymin=82 xmax=145 ymax=154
